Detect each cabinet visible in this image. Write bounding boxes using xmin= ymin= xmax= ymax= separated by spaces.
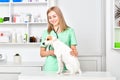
xmin=0 ymin=0 xmax=56 ymax=45
xmin=0 ymin=73 xmax=19 ymax=80
xmin=0 ymin=62 xmax=43 ymax=80
xmin=114 ymin=0 xmax=120 ymax=49
xmin=78 ymin=56 xmax=102 ymax=71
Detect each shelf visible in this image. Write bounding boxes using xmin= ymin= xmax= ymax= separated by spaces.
xmin=0 ymin=3 xmax=9 ymax=5
xmin=113 ymin=46 xmax=120 ymax=49
xmin=11 ymin=2 xmax=47 ymax=5
xmin=29 ymin=22 xmax=47 ymax=24
xmin=0 ymin=43 xmax=40 ymax=45
xmin=0 ymin=22 xmax=27 ymax=25
xmin=114 ymin=26 xmax=120 ymax=29
xmin=0 ymin=2 xmax=47 ymax=4
xmin=27 ymin=43 xmax=40 ymax=45
xmin=0 ymin=42 xmax=28 ymax=44
xmin=0 ymin=22 xmax=47 ymax=25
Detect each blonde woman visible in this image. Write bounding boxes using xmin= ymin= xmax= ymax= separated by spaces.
xmin=40 ymin=6 xmax=78 ymax=71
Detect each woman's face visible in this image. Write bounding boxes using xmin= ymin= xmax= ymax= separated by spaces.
xmin=48 ymin=11 xmax=59 ymax=26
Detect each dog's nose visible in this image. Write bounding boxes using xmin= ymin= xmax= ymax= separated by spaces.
xmin=42 ymin=42 xmax=45 ymax=45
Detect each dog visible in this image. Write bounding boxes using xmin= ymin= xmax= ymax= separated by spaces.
xmin=42 ymin=35 xmax=82 ymax=75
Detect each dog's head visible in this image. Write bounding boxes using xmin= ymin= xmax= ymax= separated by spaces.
xmin=42 ymin=35 xmax=57 ymax=46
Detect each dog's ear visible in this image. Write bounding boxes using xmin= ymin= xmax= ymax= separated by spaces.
xmin=46 ymin=35 xmax=52 ymax=41
xmin=47 ymin=37 xmax=50 ymax=41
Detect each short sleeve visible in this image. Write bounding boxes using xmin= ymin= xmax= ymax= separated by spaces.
xmin=69 ymin=28 xmax=77 ymax=46
xmin=40 ymin=30 xmax=48 ymax=48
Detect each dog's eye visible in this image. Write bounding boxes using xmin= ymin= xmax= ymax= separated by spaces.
xmin=47 ymin=38 xmax=49 ymax=41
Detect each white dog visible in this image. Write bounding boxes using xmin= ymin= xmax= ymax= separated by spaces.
xmin=42 ymin=35 xmax=82 ymax=75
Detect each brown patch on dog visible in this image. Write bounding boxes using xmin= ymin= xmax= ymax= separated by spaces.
xmin=47 ymin=36 xmax=52 ymax=41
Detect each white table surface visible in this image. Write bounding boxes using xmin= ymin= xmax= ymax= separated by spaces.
xmin=18 ymin=71 xmax=116 ymax=80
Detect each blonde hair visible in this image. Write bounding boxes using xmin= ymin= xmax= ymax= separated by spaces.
xmin=47 ymin=6 xmax=68 ymax=33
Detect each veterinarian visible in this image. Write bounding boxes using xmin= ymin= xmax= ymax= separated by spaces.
xmin=40 ymin=6 xmax=78 ymax=72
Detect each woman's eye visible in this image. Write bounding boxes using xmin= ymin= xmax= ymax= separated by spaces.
xmin=53 ymin=15 xmax=56 ymax=18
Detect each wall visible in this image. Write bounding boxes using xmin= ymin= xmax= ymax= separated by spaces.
xmin=57 ymin=0 xmax=106 ymax=71
xmin=57 ymin=0 xmax=104 ymax=56
xmin=106 ymin=0 xmax=120 ymax=80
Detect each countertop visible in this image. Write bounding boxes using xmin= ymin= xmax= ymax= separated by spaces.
xmin=18 ymin=71 xmax=116 ymax=80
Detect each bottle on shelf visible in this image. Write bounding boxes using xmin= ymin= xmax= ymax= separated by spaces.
xmin=17 ymin=32 xmax=22 ymax=43
xmin=23 ymin=33 xmax=28 ymax=43
xmin=12 ymin=30 xmax=17 ymax=43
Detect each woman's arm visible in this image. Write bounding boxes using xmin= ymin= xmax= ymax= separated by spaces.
xmin=70 ymin=45 xmax=78 ymax=57
xmin=40 ymin=47 xmax=55 ymax=57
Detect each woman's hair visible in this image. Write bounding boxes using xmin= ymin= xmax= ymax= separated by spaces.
xmin=47 ymin=6 xmax=68 ymax=33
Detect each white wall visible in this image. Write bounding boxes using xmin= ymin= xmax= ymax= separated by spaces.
xmin=57 ymin=0 xmax=104 ymax=56
xmin=57 ymin=0 xmax=106 ymax=71
xmin=106 ymin=0 xmax=120 ymax=80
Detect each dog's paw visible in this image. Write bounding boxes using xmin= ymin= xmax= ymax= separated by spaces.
xmin=78 ymin=70 xmax=82 ymax=74
xmin=56 ymin=71 xmax=61 ymax=74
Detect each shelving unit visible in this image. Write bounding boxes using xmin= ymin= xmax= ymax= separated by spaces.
xmin=113 ymin=0 xmax=120 ymax=49
xmin=0 ymin=0 xmax=56 ymax=45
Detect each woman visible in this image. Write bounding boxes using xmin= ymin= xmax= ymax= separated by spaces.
xmin=40 ymin=6 xmax=78 ymax=71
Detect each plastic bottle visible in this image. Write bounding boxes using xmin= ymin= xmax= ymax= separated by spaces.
xmin=17 ymin=32 xmax=22 ymax=43
xmin=12 ymin=30 xmax=17 ymax=43
xmin=23 ymin=33 xmax=27 ymax=43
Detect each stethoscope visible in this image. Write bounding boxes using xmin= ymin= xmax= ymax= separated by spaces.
xmin=48 ymin=27 xmax=59 ymax=50
xmin=53 ymin=27 xmax=59 ymax=39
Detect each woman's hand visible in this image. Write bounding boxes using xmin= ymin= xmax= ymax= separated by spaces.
xmin=70 ymin=45 xmax=78 ymax=57
xmin=48 ymin=50 xmax=55 ymax=56
xmin=40 ymin=47 xmax=55 ymax=57
xmin=70 ymin=49 xmax=78 ymax=57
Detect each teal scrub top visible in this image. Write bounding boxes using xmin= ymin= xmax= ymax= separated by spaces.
xmin=40 ymin=27 xmax=77 ymax=72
